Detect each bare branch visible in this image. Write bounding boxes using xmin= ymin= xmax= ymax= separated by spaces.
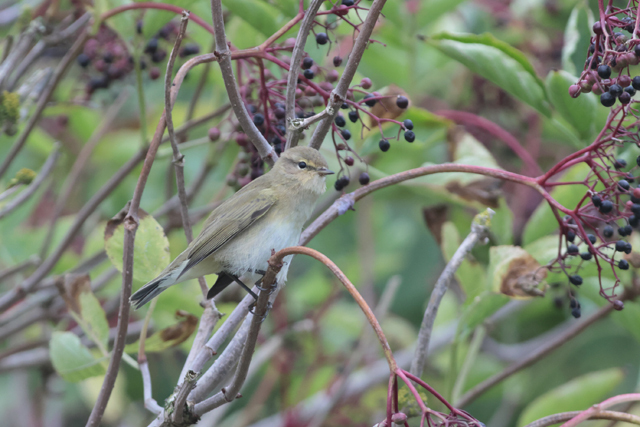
xmin=0 ymin=255 xmax=40 ymax=284
xmin=0 ymin=30 xmax=88 ymax=180
xmin=410 ymin=210 xmax=494 ymax=378
xmin=172 ymin=370 xmax=198 ymax=424
xmin=140 ymin=361 xmax=162 ymax=414
xmin=284 ymin=0 xmax=324 ymax=150
xmin=0 ymin=19 xmax=45 ymax=89
xmin=308 ymin=0 xmax=388 ymax=149
xmin=209 ymin=0 xmax=277 ymax=166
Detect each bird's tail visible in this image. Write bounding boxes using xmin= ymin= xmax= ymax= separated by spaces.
xmin=130 ymin=267 xmax=182 ymax=309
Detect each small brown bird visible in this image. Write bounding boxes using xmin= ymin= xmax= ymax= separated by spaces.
xmin=130 ymin=146 xmax=333 ymax=308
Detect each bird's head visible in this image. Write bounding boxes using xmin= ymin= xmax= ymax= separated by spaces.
xmin=272 ymin=146 xmax=334 ymax=194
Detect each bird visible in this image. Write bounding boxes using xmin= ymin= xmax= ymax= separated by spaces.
xmin=130 ymin=146 xmax=334 ymax=309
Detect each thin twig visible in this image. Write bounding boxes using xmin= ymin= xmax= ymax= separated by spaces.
xmin=0 ymin=255 xmax=40 ymax=284
xmin=0 ymin=144 xmax=61 ymax=220
xmin=525 ymin=410 xmax=640 ymax=427
xmin=410 ymin=209 xmax=494 ymax=378
xmin=308 ymin=0 xmax=387 ymax=149
xmin=164 ymin=11 xmax=208 ymax=297
xmin=0 ymin=31 xmax=88 ymax=181
xmin=455 ymin=300 xmax=622 ymax=407
xmin=284 ymin=0 xmax=324 ymax=150
xmin=209 ymin=0 xmax=277 ymax=166
xmin=140 ymin=361 xmax=162 ymax=414
xmin=559 ymin=394 xmax=640 ymax=427
xmin=0 ymin=19 xmax=44 ymax=89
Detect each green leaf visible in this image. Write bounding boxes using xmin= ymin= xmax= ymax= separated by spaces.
xmin=79 ymin=292 xmax=110 ymax=350
xmin=222 ymin=0 xmax=284 ymax=37
xmin=104 ymin=210 xmax=171 ymax=284
xmin=562 ymin=2 xmax=595 ymax=76
xmin=546 ymin=70 xmax=597 ymax=140
xmin=427 ymin=32 xmax=551 ymax=116
xmin=517 ymin=368 xmax=624 ymax=427
xmin=50 ymin=332 xmax=106 ymax=382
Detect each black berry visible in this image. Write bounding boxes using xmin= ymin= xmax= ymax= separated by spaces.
xmin=379 ymin=139 xmax=390 ymax=152
xmin=597 ymin=64 xmax=611 ymax=79
xmin=620 ymin=92 xmax=631 ymax=104
xmin=571 ymin=306 xmax=582 ymax=318
xmin=618 ymin=179 xmax=630 ymax=191
xmin=77 ymin=53 xmax=91 ymax=68
xmin=603 ymin=225 xmax=615 ymax=238
xmin=303 ymin=69 xmax=314 ymax=80
xmin=567 ymin=244 xmax=579 ymax=255
xmin=404 ymin=131 xmax=416 ymax=143
xmin=180 ymin=44 xmax=200 ymax=57
xmin=333 ymin=56 xmax=343 ymax=67
xmin=145 ymin=38 xmax=158 ymax=54
xmin=580 ymin=252 xmax=593 ymax=260
xmin=614 ymin=158 xmax=627 ymax=169
xmin=253 ymin=113 xmax=264 ymax=126
xmin=601 ymin=92 xmax=616 ymax=107
xmin=341 ymin=102 xmax=349 ymax=109
xmin=302 ymin=57 xmax=314 ymax=69
xmin=363 ymin=94 xmax=377 ymax=107
xmin=341 ymin=129 xmax=351 ymax=140
xmin=567 ymin=230 xmax=576 ymax=242
xmin=625 ymin=242 xmax=633 ymax=253
xmin=348 ymin=110 xmax=359 ymax=123
xmin=342 ymin=0 xmax=355 ymax=5
xmin=625 ymin=86 xmax=636 ymax=96
xmin=403 ymin=119 xmax=414 ymax=130
xmin=587 ymin=234 xmax=597 ymax=244
xmin=316 ymin=33 xmax=328 ymax=45
xmin=334 ymin=115 xmax=346 ymax=127
xmin=599 ymin=200 xmax=614 ymax=214
xmin=630 ymin=215 xmax=639 ymax=228
xmin=622 ymin=225 xmax=634 ymax=236
xmin=359 ymin=172 xmax=370 ymax=185
xmin=616 ymin=240 xmax=628 ymax=251
xmin=619 ymin=259 xmax=630 ymax=270
xmin=569 ymin=275 xmax=583 ymax=286
xmin=334 ymin=176 xmax=349 ymax=191
xmin=396 ymin=96 xmax=409 ymax=109
xmin=592 ymin=195 xmax=602 ymax=207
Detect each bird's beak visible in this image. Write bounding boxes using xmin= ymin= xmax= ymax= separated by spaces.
xmin=317 ymin=167 xmax=335 ymax=176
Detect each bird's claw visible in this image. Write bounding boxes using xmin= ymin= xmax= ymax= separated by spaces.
xmin=248 ymin=301 xmax=272 ymax=322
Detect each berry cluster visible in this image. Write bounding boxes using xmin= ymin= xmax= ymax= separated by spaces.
xmin=77 ymin=22 xmax=200 ymax=96
xmin=570 ymin=15 xmax=640 ymax=107
xmin=208 ymin=3 xmax=414 ymax=190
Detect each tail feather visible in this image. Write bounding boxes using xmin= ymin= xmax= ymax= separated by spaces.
xmin=130 ymin=277 xmax=169 ymax=309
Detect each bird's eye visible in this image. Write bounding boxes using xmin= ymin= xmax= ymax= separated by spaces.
xmin=298 ymin=161 xmax=307 ymax=169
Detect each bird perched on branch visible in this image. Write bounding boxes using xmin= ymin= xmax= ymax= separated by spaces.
xmin=130 ymin=146 xmax=333 ymax=309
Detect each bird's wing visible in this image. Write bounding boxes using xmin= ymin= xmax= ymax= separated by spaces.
xmin=180 ymin=189 xmax=276 ymax=275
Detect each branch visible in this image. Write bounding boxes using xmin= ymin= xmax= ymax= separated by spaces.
xmin=164 ymin=11 xmax=208 ymax=297
xmin=193 ymin=276 xmax=276 ymax=416
xmin=284 ymin=0 xmax=324 ymax=150
xmin=86 ymin=49 xmax=223 ymax=427
xmin=410 ymin=209 xmax=494 ymax=378
xmin=308 ymin=0 xmax=388 ymax=149
xmin=209 ymin=0 xmax=277 ymax=166
xmin=0 ymin=144 xmax=60 ymax=220
xmin=301 ymin=163 xmax=539 ymax=245
xmin=0 ymin=30 xmax=88 ymax=180
xmin=455 ymin=300 xmax=621 ymax=407
xmin=525 ymin=410 xmax=640 ymax=427
xmin=172 ymin=370 xmax=198 ymax=424
xmin=558 ymin=394 xmax=640 ymax=427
